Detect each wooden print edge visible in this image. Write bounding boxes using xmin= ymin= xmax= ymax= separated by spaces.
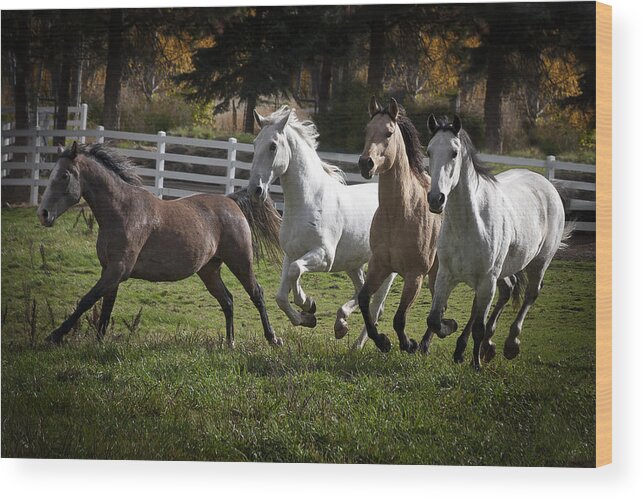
xmin=595 ymin=1 xmax=612 ymax=467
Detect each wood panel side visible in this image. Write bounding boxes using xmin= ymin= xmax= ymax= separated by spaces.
xmin=595 ymin=1 xmax=612 ymax=468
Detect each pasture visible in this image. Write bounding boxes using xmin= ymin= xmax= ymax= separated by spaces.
xmin=1 ymin=206 xmax=595 ymax=466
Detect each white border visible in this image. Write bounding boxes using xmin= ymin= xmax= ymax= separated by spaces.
xmin=2 ymin=0 xmax=642 ymax=497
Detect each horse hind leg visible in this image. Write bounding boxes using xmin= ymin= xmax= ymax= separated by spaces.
xmin=97 ymin=285 xmax=119 ymax=340
xmin=334 ymin=267 xmax=365 ymax=340
xmin=352 ymin=272 xmax=396 ymax=350
xmin=504 ymin=263 xmax=547 ymax=360
xmin=480 ymin=276 xmax=515 ymax=363
xmin=225 ymin=255 xmax=283 ymax=347
xmin=197 ymin=259 xmax=235 ymax=348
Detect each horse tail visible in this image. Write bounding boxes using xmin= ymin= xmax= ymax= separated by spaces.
xmin=551 ymin=180 xmax=576 ymax=250
xmin=558 ymin=221 xmax=576 ymax=250
xmin=227 ymin=187 xmax=282 ymax=265
xmin=511 ymin=271 xmax=528 ymax=308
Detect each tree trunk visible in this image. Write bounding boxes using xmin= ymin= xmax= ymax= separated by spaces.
xmin=103 ymin=9 xmax=125 ymax=130
xmin=12 ymin=13 xmax=32 ymax=133
xmin=244 ymin=94 xmax=257 ymax=134
xmin=2 ymin=11 xmax=32 ymax=203
xmin=318 ymin=56 xmax=332 ymax=112
xmin=367 ymin=20 xmax=386 ymax=94
xmin=483 ymin=48 xmax=505 ymax=153
xmin=54 ymin=34 xmax=75 ymax=146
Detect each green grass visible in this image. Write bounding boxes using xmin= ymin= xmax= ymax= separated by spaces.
xmin=1 ymin=207 xmax=596 ymax=465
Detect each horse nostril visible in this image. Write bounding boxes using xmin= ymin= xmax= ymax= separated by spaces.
xmin=368 ymin=158 xmax=374 ymax=169
xmin=41 ymin=209 xmax=49 ymax=219
xmin=438 ymin=193 xmax=445 ymax=205
xmin=254 ymin=186 xmax=263 ymax=197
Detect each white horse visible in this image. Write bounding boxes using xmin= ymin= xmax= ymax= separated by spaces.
xmin=421 ymin=115 xmax=569 ymax=369
xmin=249 ymin=106 xmax=396 ymax=349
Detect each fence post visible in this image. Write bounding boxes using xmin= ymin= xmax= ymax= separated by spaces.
xmin=2 ymin=122 xmax=12 ymax=177
xmin=226 ymin=137 xmax=237 ymax=195
xmin=546 ymin=155 xmax=556 ymax=182
xmin=79 ymin=103 xmax=88 ymax=144
xmin=30 ymin=126 xmax=40 ymax=206
xmin=156 ymin=131 xmax=166 ymax=198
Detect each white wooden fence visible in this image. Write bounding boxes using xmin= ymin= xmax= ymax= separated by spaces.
xmin=1 ymin=125 xmax=596 ymax=231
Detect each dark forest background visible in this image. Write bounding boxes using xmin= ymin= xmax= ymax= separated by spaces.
xmin=2 ymin=3 xmax=596 ymax=160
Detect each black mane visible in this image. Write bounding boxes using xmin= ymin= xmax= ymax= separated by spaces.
xmin=63 ymin=143 xmax=142 ymax=186
xmin=432 ymin=116 xmax=496 ymax=181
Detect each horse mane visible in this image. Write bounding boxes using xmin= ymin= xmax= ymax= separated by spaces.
xmin=432 ymin=116 xmax=496 ymax=181
xmin=266 ymin=106 xmax=346 ymax=184
xmin=375 ymin=106 xmax=427 ymax=182
xmin=64 ymin=143 xmax=143 ymax=186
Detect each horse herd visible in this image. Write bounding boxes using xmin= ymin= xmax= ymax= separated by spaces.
xmin=37 ymin=97 xmax=569 ymax=369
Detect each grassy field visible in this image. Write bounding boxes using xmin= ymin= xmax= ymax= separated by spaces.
xmin=1 ymin=206 xmax=596 ymax=465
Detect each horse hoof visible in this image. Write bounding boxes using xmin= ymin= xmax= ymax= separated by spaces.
xmin=334 ymin=317 xmax=349 ymax=339
xmin=271 ymin=337 xmax=284 ymax=347
xmin=504 ymin=339 xmax=520 ymax=360
xmin=300 ymin=313 xmax=317 ymax=328
xmin=453 ymin=351 xmax=465 ymax=363
xmin=375 ymin=334 xmax=391 ymax=353
xmin=407 ymin=339 xmax=418 ymax=354
xmin=44 ymin=332 xmax=63 ymax=345
xmin=227 ymin=340 xmax=235 ymax=349
xmin=437 ymin=319 xmax=458 ymax=338
xmin=419 ymin=341 xmax=430 ymax=356
xmin=481 ymin=341 xmax=496 ymax=363
xmin=307 ymin=300 xmax=316 ymax=315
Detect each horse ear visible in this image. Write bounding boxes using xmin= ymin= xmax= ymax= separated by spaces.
xmin=253 ymin=109 xmax=266 ymax=128
xmin=427 ymin=114 xmax=438 ymax=135
xmin=70 ymin=141 xmax=78 ymax=159
xmin=368 ymin=96 xmax=381 ymax=117
xmin=57 ymin=144 xmax=65 ymax=156
xmin=388 ymin=98 xmax=399 ymax=121
xmin=274 ymin=110 xmax=291 ymax=132
xmin=453 ymin=115 xmax=462 ymax=134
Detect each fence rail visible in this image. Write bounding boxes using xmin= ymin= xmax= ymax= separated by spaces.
xmin=1 ymin=125 xmax=596 ymax=231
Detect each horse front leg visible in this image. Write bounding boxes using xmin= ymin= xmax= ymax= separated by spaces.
xmin=427 ymin=257 xmax=459 ymax=337
xmin=393 ymin=274 xmax=424 ymax=353
xmin=480 ymin=276 xmax=514 ymax=362
xmin=470 ymin=277 xmax=497 ymax=370
xmin=352 ymin=272 xmax=396 ymax=350
xmin=275 ymin=255 xmax=303 ymax=326
xmin=46 ymin=263 xmax=129 ymax=344
xmin=358 ymin=263 xmax=393 ymax=353
xmin=275 ymin=250 xmax=328 ymax=328
xmin=420 ymin=268 xmax=457 ymax=355
xmin=453 ymin=298 xmax=476 ymax=363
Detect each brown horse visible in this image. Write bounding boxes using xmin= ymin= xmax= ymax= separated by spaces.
xmin=37 ymin=142 xmax=283 ymax=347
xmin=357 ymin=98 xmax=457 ymax=353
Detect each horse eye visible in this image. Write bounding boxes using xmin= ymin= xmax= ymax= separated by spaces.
xmin=62 ymin=171 xmax=70 ymax=180
xmin=386 ymin=131 xmax=393 ymax=138
xmin=270 ymin=143 xmax=277 ymax=152
xmin=452 ymin=151 xmax=457 ymax=159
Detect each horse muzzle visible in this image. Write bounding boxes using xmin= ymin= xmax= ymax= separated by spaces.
xmin=428 ymin=192 xmax=445 ymax=214
xmin=358 ymin=156 xmax=374 ymax=180
xmin=38 ymin=208 xmax=56 ymax=227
